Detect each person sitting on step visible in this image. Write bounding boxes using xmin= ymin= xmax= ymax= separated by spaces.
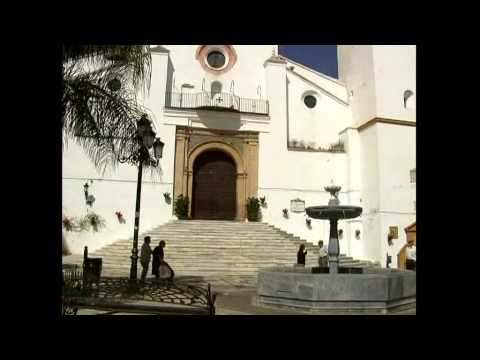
xmin=297 ymin=244 xmax=307 ymax=266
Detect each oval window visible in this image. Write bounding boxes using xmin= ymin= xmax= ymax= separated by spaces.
xmin=207 ymin=51 xmax=226 ymax=69
xmin=304 ymin=95 xmax=317 ymax=108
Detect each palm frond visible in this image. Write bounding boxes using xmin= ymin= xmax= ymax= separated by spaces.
xmin=62 ymin=45 xmax=158 ymax=175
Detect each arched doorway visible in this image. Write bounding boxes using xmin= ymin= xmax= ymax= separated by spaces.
xmin=192 ymin=151 xmax=237 ymax=220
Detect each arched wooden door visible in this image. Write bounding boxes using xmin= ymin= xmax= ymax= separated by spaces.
xmin=192 ymin=151 xmax=236 ymax=220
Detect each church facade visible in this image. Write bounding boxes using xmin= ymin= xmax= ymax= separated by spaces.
xmin=62 ymin=45 xmax=416 ymax=268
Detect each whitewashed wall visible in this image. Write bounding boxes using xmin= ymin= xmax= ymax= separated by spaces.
xmin=337 ymin=45 xmax=377 ymax=126
xmin=372 ymin=45 xmax=416 ymax=122
xmin=162 ymin=45 xmax=274 ymax=100
xmin=286 ymin=71 xmax=351 ymax=148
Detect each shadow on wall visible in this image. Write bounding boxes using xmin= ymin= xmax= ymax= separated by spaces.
xmin=196 ymin=111 xmax=243 ymax=131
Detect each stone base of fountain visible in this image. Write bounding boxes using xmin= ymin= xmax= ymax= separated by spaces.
xmin=256 ymin=266 xmax=416 ymax=314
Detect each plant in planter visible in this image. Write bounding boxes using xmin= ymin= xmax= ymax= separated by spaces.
xmin=259 ymin=196 xmax=267 ymax=208
xmin=163 ymin=192 xmax=172 ymax=204
xmin=82 ymin=212 xmax=106 ymax=232
xmin=306 ymin=218 xmax=312 ymax=228
xmin=62 ymin=216 xmax=75 ymax=232
xmin=174 ymin=195 xmax=189 ymax=220
xmin=283 ymin=208 xmax=289 ymax=218
xmin=246 ymin=197 xmax=261 ymax=221
xmin=86 ymin=194 xmax=96 ymax=207
xmin=115 ymin=211 xmax=126 ymax=224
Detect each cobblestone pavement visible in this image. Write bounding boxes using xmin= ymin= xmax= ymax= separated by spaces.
xmin=64 ymin=258 xmax=415 ymax=315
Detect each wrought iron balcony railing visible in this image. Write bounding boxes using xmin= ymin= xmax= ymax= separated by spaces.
xmin=165 ymin=92 xmax=269 ymax=115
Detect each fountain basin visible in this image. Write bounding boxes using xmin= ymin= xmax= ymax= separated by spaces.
xmin=256 ymin=266 xmax=416 ymax=314
xmin=306 ymin=206 xmax=362 ymax=220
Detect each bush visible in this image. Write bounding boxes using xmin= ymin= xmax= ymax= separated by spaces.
xmin=174 ymin=195 xmax=189 ymax=220
xmin=246 ymin=197 xmax=261 ymax=221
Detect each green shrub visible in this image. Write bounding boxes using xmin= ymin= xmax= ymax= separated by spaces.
xmin=246 ymin=197 xmax=261 ymax=221
xmin=174 ymin=195 xmax=189 ymax=220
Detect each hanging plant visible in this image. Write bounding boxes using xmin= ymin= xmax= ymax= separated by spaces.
xmin=283 ymin=208 xmax=289 ymax=218
xmin=115 ymin=211 xmax=126 ymax=224
xmin=62 ymin=216 xmax=75 ymax=232
xmin=306 ymin=218 xmax=312 ymax=228
xmin=81 ymin=212 xmax=106 ymax=232
xmin=259 ymin=196 xmax=267 ymax=208
xmin=163 ymin=192 xmax=172 ymax=204
xmin=86 ymin=194 xmax=96 ymax=207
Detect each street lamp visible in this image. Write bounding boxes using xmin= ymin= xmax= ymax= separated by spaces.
xmin=118 ymin=114 xmax=164 ymax=282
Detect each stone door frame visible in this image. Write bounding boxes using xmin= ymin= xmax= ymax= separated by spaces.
xmin=173 ymin=126 xmax=259 ymax=221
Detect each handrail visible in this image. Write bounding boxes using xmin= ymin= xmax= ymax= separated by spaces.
xmin=165 ymin=92 xmax=269 ymax=115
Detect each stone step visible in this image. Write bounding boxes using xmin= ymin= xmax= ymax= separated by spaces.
xmin=80 ymin=219 xmax=373 ymax=278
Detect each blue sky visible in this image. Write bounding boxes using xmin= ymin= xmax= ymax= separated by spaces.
xmin=278 ymin=45 xmax=338 ymax=79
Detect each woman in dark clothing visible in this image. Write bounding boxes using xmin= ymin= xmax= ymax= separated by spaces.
xmin=152 ymin=240 xmax=175 ymax=281
xmin=297 ymin=244 xmax=307 ymax=266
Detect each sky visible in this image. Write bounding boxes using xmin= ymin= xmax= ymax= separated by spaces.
xmin=278 ymin=45 xmax=338 ymax=79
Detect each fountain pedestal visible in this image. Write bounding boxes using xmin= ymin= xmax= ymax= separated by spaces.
xmin=328 ymin=219 xmax=340 ymax=273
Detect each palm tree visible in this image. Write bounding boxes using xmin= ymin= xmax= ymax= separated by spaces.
xmin=62 ymin=45 xmax=155 ymax=173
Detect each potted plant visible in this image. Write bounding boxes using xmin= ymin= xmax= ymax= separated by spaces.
xmin=246 ymin=197 xmax=260 ymax=221
xmin=86 ymin=194 xmax=96 ymax=207
xmin=115 ymin=211 xmax=126 ymax=224
xmin=283 ymin=208 xmax=289 ymax=219
xmin=174 ymin=195 xmax=189 ymax=220
xmin=83 ymin=212 xmax=106 ymax=232
xmin=163 ymin=192 xmax=172 ymax=204
xmin=62 ymin=216 xmax=75 ymax=232
xmin=306 ymin=218 xmax=312 ymax=228
xmin=259 ymin=196 xmax=267 ymax=208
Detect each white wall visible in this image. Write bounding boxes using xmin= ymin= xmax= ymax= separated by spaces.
xmin=337 ymin=45 xmax=377 ymax=126
xmin=286 ymin=71 xmax=351 ymax=148
xmin=285 ymin=58 xmax=348 ymax=101
xmin=163 ymin=45 xmax=274 ymax=100
xmin=372 ymin=45 xmax=416 ymax=122
xmin=376 ymin=123 xmax=416 ymax=267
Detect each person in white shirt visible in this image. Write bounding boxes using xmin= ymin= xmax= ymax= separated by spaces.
xmin=405 ymin=239 xmax=416 ymax=271
xmin=318 ymin=240 xmax=328 ymax=267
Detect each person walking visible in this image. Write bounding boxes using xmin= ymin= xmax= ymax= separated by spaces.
xmin=140 ymin=236 xmax=152 ymax=282
xmin=297 ymin=244 xmax=307 ymax=266
xmin=318 ymin=240 xmax=328 ymax=267
xmin=152 ymin=240 xmax=175 ymax=282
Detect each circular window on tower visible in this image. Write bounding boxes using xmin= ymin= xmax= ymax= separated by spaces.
xmin=196 ymin=45 xmax=238 ymax=74
xmin=302 ymin=91 xmax=320 ymax=109
xmin=207 ymin=51 xmax=226 ymax=69
xmin=304 ymin=95 xmax=317 ymax=108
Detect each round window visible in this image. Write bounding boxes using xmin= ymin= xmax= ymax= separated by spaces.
xmin=304 ymin=95 xmax=317 ymax=108
xmin=207 ymin=51 xmax=226 ymax=69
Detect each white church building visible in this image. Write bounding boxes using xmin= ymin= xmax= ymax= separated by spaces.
xmin=62 ymin=45 xmax=416 ymax=268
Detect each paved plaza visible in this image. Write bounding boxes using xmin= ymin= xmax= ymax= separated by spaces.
xmin=63 ymin=267 xmax=415 ymax=315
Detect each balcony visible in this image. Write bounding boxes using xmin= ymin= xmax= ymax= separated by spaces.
xmin=165 ymin=92 xmax=269 ymax=115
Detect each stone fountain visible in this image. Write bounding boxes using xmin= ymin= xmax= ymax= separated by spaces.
xmin=255 ymin=181 xmax=416 ymax=314
xmin=305 ymin=181 xmax=362 ymax=274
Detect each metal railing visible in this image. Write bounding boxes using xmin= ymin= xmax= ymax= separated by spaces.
xmin=165 ymin=92 xmax=269 ymax=115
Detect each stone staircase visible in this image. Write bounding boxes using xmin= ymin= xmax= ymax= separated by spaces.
xmin=83 ymin=220 xmax=377 ymax=277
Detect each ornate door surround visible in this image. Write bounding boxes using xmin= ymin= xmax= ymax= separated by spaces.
xmin=173 ymin=126 xmax=259 ymax=221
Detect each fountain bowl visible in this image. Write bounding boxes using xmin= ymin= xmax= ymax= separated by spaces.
xmin=306 ymin=206 xmax=362 ymax=220
xmin=255 ymin=266 xmax=416 ymax=314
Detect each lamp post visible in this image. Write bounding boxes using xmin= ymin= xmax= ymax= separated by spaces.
xmin=119 ymin=114 xmax=164 ymax=282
